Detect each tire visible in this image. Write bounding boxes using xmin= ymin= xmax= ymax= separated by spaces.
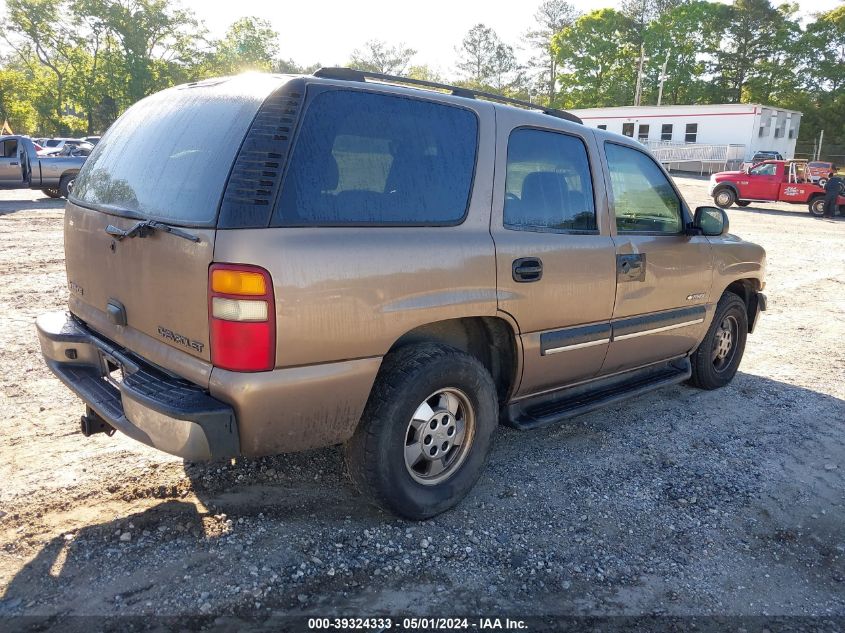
xmin=736 ymin=200 xmax=751 ymax=207
xmin=809 ymin=197 xmax=826 ymax=217
xmin=688 ymin=292 xmax=748 ymax=390
xmin=59 ymin=174 xmax=75 ymax=198
xmin=345 ymin=342 xmax=498 ymax=520
xmin=42 ymin=188 xmax=61 ymax=199
xmin=713 ymin=187 xmax=736 ymax=209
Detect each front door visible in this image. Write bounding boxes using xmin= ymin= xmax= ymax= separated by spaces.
xmin=0 ymin=139 xmax=24 ymax=187
xmin=491 ymin=114 xmax=616 ymax=397
xmin=741 ymin=161 xmax=781 ymax=200
xmin=601 ymin=141 xmax=713 ymax=374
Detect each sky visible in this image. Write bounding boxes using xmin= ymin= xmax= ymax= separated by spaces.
xmin=1 ymin=0 xmax=841 ymax=73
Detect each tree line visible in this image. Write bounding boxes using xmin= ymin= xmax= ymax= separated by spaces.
xmin=0 ymin=0 xmax=843 ymax=149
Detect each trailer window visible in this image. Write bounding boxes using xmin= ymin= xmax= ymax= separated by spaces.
xmin=622 ymin=123 xmax=634 ymax=137
xmin=637 ymin=125 xmax=649 ymax=142
xmin=684 ymin=124 xmax=698 ymax=143
xmin=661 ymin=124 xmax=673 ymax=141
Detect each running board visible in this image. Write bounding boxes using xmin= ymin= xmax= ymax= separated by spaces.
xmin=505 ymin=358 xmax=691 ymax=431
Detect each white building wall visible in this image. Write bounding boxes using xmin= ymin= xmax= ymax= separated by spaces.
xmin=570 ymin=104 xmax=801 ymax=161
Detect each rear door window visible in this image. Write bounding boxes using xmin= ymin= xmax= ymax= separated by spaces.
xmin=503 ymin=128 xmax=597 ymax=232
xmin=272 ymin=90 xmax=478 ymax=226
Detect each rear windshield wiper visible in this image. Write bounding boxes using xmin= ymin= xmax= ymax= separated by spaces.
xmin=105 ymin=219 xmax=200 ymax=243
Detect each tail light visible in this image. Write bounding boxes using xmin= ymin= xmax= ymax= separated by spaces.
xmin=209 ymin=264 xmax=275 ymax=372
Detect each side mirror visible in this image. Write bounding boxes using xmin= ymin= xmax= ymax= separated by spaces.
xmin=693 ymin=206 xmax=730 ymax=236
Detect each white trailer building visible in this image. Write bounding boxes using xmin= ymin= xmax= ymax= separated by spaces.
xmin=569 ymin=103 xmax=802 ymax=172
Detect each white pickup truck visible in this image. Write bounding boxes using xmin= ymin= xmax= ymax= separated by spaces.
xmin=0 ymin=135 xmax=86 ymax=198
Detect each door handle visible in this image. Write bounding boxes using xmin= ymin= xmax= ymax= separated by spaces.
xmin=10 ymin=161 xmax=18 ymax=166
xmin=617 ymin=254 xmax=646 ymax=282
xmin=512 ymin=257 xmax=543 ymax=282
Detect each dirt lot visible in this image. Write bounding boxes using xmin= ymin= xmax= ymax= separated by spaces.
xmin=0 ymin=177 xmax=843 ymax=628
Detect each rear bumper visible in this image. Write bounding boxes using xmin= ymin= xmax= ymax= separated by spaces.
xmin=36 ymin=311 xmax=239 ymax=461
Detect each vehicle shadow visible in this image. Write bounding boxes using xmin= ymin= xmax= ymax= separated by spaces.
xmin=0 ymin=197 xmax=66 ymax=216
xmin=1 ymin=371 xmax=842 ymax=620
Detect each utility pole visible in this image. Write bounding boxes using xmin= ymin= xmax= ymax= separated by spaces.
xmin=634 ymin=44 xmax=646 ymax=106
xmin=817 ymin=130 xmax=824 ymax=160
xmin=657 ymin=51 xmax=670 ymax=107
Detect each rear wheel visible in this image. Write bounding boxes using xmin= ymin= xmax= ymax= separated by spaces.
xmin=809 ymin=197 xmax=826 ymax=217
xmin=345 ymin=343 xmax=497 ymax=520
xmin=736 ymin=200 xmax=751 ymax=207
xmin=714 ymin=187 xmax=736 ymax=208
xmin=59 ymin=174 xmax=75 ymax=199
xmin=688 ymin=292 xmax=748 ymax=390
xmin=41 ymin=188 xmax=61 ymax=199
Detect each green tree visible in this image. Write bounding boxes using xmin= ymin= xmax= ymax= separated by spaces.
xmin=211 ymin=17 xmax=279 ymax=74
xmin=713 ymin=0 xmax=797 ymax=103
xmin=456 ymin=24 xmax=498 ymax=86
xmin=641 ymin=1 xmax=730 ymax=105
xmin=349 ymin=40 xmax=416 ymax=75
xmin=552 ymin=8 xmax=638 ymax=107
xmin=524 ymin=0 xmax=578 ymax=102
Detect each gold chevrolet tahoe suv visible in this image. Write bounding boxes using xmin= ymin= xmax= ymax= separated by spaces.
xmin=37 ymin=69 xmax=767 ymax=519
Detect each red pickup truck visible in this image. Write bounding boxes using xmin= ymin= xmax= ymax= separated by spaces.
xmin=709 ymin=160 xmax=844 ymax=217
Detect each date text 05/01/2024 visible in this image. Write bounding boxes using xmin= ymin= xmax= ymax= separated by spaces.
xmin=307 ymin=617 xmax=528 ymax=630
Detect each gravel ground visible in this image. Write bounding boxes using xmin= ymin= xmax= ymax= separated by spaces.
xmin=0 ymin=178 xmax=843 ymax=629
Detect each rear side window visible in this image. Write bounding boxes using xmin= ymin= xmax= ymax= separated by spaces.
xmin=503 ymin=128 xmax=596 ymax=232
xmin=605 ymin=142 xmax=682 ymax=234
xmin=272 ymin=90 xmax=478 ymax=226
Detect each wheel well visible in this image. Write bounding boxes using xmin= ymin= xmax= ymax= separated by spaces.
xmin=714 ymin=183 xmax=737 ymax=195
xmin=724 ymin=279 xmax=760 ymax=330
xmin=388 ymin=317 xmax=518 ymax=405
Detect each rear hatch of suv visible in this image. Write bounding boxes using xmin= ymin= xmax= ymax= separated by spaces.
xmin=64 ymin=74 xmax=291 ymax=387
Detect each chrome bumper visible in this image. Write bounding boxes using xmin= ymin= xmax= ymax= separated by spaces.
xmin=36 ymin=311 xmax=239 ymax=461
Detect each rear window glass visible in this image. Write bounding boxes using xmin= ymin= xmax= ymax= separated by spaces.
xmin=272 ymin=90 xmax=478 ymax=226
xmin=70 ymin=79 xmax=275 ymax=225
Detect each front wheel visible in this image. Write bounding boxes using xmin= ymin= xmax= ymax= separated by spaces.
xmin=345 ymin=343 xmax=498 ymax=520
xmin=809 ymin=197 xmax=826 ymax=217
xmin=688 ymin=292 xmax=748 ymax=390
xmin=714 ymin=187 xmax=736 ymax=208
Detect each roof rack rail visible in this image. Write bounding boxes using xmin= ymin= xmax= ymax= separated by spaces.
xmin=312 ymin=67 xmax=582 ymax=125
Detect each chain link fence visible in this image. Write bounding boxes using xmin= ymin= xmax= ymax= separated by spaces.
xmin=794 ymin=141 xmax=844 ymax=167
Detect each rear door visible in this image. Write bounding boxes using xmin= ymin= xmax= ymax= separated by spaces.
xmin=63 ymin=75 xmax=285 ymax=384
xmin=601 ymin=141 xmax=712 ymax=374
xmin=491 ymin=111 xmax=616 ymax=397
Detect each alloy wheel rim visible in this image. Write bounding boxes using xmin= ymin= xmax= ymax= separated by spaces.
xmin=717 ymin=191 xmax=731 ymax=206
xmin=404 ymin=388 xmax=475 ymax=486
xmin=712 ymin=315 xmax=738 ymax=371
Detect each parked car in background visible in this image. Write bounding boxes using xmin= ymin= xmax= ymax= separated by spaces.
xmin=807 ymin=161 xmax=838 ymax=186
xmin=742 ymin=151 xmax=784 ymax=172
xmin=36 ymin=70 xmax=767 ymax=519
xmin=58 ymin=142 xmax=94 ymax=157
xmin=39 ymin=138 xmax=86 ymax=156
xmin=0 ymin=135 xmax=86 ymax=198
xmin=82 ymin=136 xmax=101 ymax=145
